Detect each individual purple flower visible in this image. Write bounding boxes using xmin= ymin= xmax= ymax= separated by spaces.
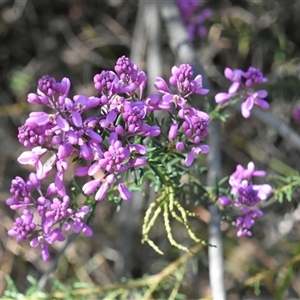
xmin=37 ymin=75 xmax=58 ymax=97
xmin=219 ymin=196 xmax=232 ymax=207
xmin=176 ymin=0 xmax=211 ymax=41
xmin=243 ymin=67 xmax=267 ymax=87
xmin=169 ymin=64 xmax=209 ymax=97
xmin=241 ymin=90 xmax=269 ymax=118
xmin=184 ymin=144 xmax=210 ymax=167
xmin=229 ymin=161 xmax=267 ymax=195
xmin=155 ymin=64 xmax=209 ymax=106
xmin=30 ymin=226 xmax=65 ymax=261
xmin=118 ymin=183 xmax=131 ymax=201
xmin=215 ymin=67 xmax=269 ymax=118
xmin=168 ymin=123 xmax=179 ymax=140
xmin=236 ymin=208 xmax=263 ymax=237
xmin=95 ymin=183 xmax=110 ymax=201
xmin=8 ymin=209 xmax=36 ymax=242
xmin=292 ymin=106 xmax=300 ymax=123
xmin=94 ymin=70 xmax=119 ymax=96
xmin=65 ymin=206 xmax=93 ymax=237
xmin=220 ymin=162 xmax=271 ymax=237
xmin=128 ymin=157 xmax=147 ymax=168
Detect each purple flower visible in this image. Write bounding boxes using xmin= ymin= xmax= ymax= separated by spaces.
xmin=293 ymin=106 xmax=300 ymax=123
xmin=220 ymin=162 xmax=271 ymax=237
xmin=155 ymin=64 xmax=209 ymax=101
xmin=128 ymin=157 xmax=147 ymax=168
xmin=216 ymin=67 xmax=269 ymax=118
xmin=168 ymin=123 xmax=178 ymax=140
xmin=67 ymin=206 xmax=93 ymax=236
xmin=243 ymin=67 xmax=267 ymax=87
xmin=118 ymin=183 xmax=131 ymax=200
xmin=184 ymin=144 xmax=210 ymax=167
xmin=236 ymin=208 xmax=263 ymax=237
xmin=94 ymin=70 xmax=119 ymax=95
xmin=154 ymin=77 xmax=171 ymax=94
xmin=219 ymin=196 xmax=232 ymax=207
xmin=8 ymin=209 xmax=36 ymax=242
xmin=241 ymin=90 xmax=269 ymax=118
xmin=95 ymin=183 xmax=110 ymax=201
xmin=38 ymin=75 xmax=58 ymax=97
xmin=176 ymin=0 xmax=211 ymax=41
xmin=83 ymin=179 xmax=101 ymax=195
xmin=215 ymin=92 xmax=232 ymax=104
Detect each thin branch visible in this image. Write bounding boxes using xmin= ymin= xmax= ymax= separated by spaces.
xmin=159 ymin=0 xmax=210 ymax=88
xmin=160 ymin=1 xmax=226 ymax=298
xmin=38 ymin=233 xmax=77 ymax=289
xmin=207 ymin=120 xmax=226 ymax=299
xmin=49 ymin=243 xmax=204 ymax=299
xmin=250 ymin=106 xmax=300 ymax=150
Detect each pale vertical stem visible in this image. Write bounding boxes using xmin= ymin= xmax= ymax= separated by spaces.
xmin=130 ymin=0 xmax=147 ymax=65
xmin=145 ymin=1 xmax=162 ymax=93
xmin=160 ymin=1 xmax=226 ymax=297
xmin=207 ymin=120 xmax=226 ymax=299
xmin=159 ymin=0 xmax=209 ymax=87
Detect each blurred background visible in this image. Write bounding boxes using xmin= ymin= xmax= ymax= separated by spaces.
xmin=1 ymin=0 xmax=300 ymax=299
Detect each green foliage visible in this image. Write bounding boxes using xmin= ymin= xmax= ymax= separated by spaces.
xmin=272 ymin=174 xmax=300 ymax=203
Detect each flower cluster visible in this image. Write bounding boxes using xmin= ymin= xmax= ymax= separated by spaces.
xmin=7 ymin=173 xmax=92 ymax=261
xmin=176 ymin=0 xmax=212 ymax=41
xmin=154 ymin=64 xmax=210 ymax=166
xmin=7 ymin=57 xmax=210 ymax=260
xmin=219 ymin=162 xmax=272 ymax=237
xmin=215 ymin=67 xmax=269 ymax=118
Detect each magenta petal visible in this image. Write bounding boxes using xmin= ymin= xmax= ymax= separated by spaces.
xmin=41 ymin=245 xmax=50 ymax=261
xmin=196 ymin=88 xmax=209 ymax=95
xmin=195 ymin=145 xmax=210 ymax=154
xmin=224 ymin=67 xmax=233 ymax=80
xmin=27 ymin=93 xmax=42 ymax=104
xmin=95 ymin=183 xmax=110 ymax=201
xmin=56 ymin=116 xmax=70 ymax=131
xmin=244 ymin=96 xmax=254 ymax=111
xmin=256 ymin=90 xmax=268 ymax=98
xmin=129 ymin=157 xmax=147 ymax=167
xmin=75 ymin=166 xmax=90 ymax=177
xmin=30 ymin=237 xmax=39 ymax=248
xmin=162 ymin=93 xmax=174 ymax=103
xmin=241 ymin=102 xmax=251 ymax=118
xmin=60 ymin=77 xmax=71 ymax=95
xmin=107 ymin=110 xmax=117 ymax=123
xmin=219 ymin=196 xmax=232 ymax=206
xmin=185 ymin=151 xmax=195 ymax=167
xmin=255 ymin=99 xmax=269 ymax=109
xmin=83 ymin=179 xmax=100 ymax=194
xmin=36 ymin=114 xmax=50 ymax=126
xmin=82 ymin=224 xmax=93 ymax=237
xmin=228 ymin=82 xmax=240 ymax=94
xmin=73 ymin=221 xmax=81 ymax=233
xmin=18 ymin=151 xmax=36 ymax=164
xmin=215 ymin=93 xmax=231 ymax=104
xmin=118 ymin=183 xmax=131 ymax=200
xmin=154 ymin=77 xmax=171 ymax=94
xmin=130 ymin=144 xmax=147 ymax=155
xmin=253 ymin=170 xmax=266 ymax=177
xmin=168 ymin=123 xmax=178 ymax=140
xmin=86 ymin=129 xmax=103 ymax=143
xmin=72 ymin=111 xmax=82 ymax=127
xmin=88 ymin=163 xmax=101 ymax=177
